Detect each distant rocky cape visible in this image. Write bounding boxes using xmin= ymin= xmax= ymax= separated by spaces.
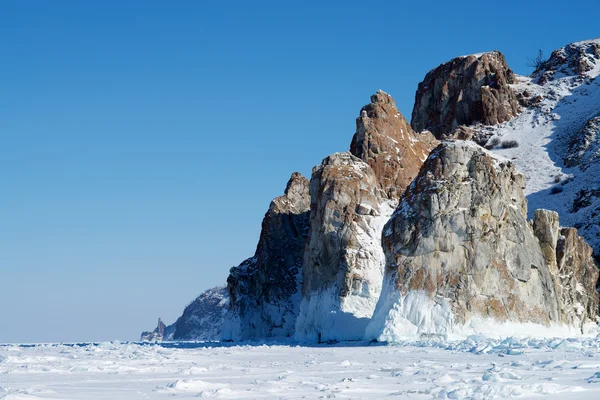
xmin=142 ymin=38 xmax=600 ymax=343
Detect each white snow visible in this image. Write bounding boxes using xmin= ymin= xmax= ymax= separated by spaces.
xmin=295 ymin=200 xmax=397 ymax=342
xmin=4 ymin=339 xmax=600 ymax=399
xmin=367 ymin=277 xmax=597 ymax=343
xmin=485 ymin=45 xmax=600 ymax=251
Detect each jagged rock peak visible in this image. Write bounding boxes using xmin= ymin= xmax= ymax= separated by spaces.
xmin=533 ymin=38 xmax=600 ymax=84
xmin=370 ymin=89 xmax=396 ymax=105
xmin=350 ymin=90 xmax=437 ymax=199
xmin=411 ymin=51 xmax=520 ymax=139
xmin=533 ymin=210 xmax=599 ymax=327
xmin=140 ymin=318 xmax=168 ymax=342
xmin=367 ymin=141 xmax=598 ymax=341
xmin=296 ymin=152 xmax=396 ymax=342
xmin=284 ymin=172 xmax=309 ymax=197
xmin=222 ymin=172 xmax=310 ymax=341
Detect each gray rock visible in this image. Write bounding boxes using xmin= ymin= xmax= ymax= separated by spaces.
xmin=296 ymin=91 xmax=438 ymax=342
xmin=140 ymin=318 xmax=168 ymax=342
xmin=168 ymin=286 xmax=229 ymax=341
xmin=140 ymin=287 xmax=229 ymax=342
xmin=222 ymin=173 xmax=310 ymax=341
xmin=295 ymin=152 xmax=394 ymax=342
xmin=533 ymin=210 xmax=599 ymax=328
xmin=368 ymin=141 xmax=597 ymax=340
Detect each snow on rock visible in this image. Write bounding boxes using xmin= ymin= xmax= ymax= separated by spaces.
xmin=295 ymin=152 xmax=395 ymax=342
xmin=222 ymin=173 xmax=310 ymax=341
xmin=367 ymin=141 xmax=599 ymax=342
xmin=166 ymin=286 xmax=228 ymax=341
xmin=140 ymin=287 xmax=228 ymax=342
xmin=296 ymin=92 xmax=437 ymax=342
xmin=484 ymin=38 xmax=600 ymax=255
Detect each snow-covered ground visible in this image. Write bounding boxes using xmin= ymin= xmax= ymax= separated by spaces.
xmin=2 ymin=339 xmax=600 ymax=399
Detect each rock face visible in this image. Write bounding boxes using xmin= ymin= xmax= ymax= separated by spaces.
xmin=140 ymin=287 xmax=228 ymax=342
xmin=295 ymin=152 xmax=395 ymax=342
xmin=222 ymin=173 xmax=310 ymax=341
xmin=367 ymin=141 xmax=598 ymax=341
xmin=141 ymin=318 xmax=169 ymax=342
xmin=350 ymin=90 xmax=437 ymax=199
xmin=533 ymin=40 xmax=600 ymax=85
xmin=296 ymin=92 xmax=438 ymax=342
xmin=533 ymin=210 xmax=599 ymax=327
xmin=565 ymin=116 xmax=600 ymax=170
xmin=167 ymin=286 xmax=229 ymax=341
xmin=411 ymin=51 xmax=520 ymax=139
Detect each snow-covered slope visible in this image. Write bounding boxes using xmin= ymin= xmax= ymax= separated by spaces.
xmin=484 ymin=38 xmax=600 ymax=253
xmin=145 ymin=286 xmax=228 ymax=342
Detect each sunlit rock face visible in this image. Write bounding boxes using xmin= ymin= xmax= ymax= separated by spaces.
xmin=367 ymin=141 xmax=598 ymax=341
xmin=296 ymin=91 xmax=438 ymax=342
xmin=412 ymin=51 xmax=520 ymax=139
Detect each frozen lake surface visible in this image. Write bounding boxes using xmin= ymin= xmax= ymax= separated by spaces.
xmin=2 ymin=337 xmax=600 ymax=399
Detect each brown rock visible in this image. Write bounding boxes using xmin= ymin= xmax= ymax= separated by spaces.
xmin=411 ymin=51 xmax=520 ymax=139
xmin=350 ymin=90 xmax=438 ymax=199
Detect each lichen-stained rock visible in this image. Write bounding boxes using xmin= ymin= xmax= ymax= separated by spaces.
xmin=350 ymin=90 xmax=437 ymax=199
xmin=295 ymin=152 xmax=396 ymax=342
xmin=367 ymin=141 xmax=571 ymax=341
xmin=222 ymin=173 xmax=310 ymax=341
xmin=411 ymin=51 xmax=520 ymax=139
xmin=533 ymin=210 xmax=599 ymax=328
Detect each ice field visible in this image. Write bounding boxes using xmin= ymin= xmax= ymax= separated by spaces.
xmin=2 ymin=337 xmax=600 ymax=399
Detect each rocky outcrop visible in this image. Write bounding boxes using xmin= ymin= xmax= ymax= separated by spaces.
xmin=141 ymin=318 xmax=169 ymax=342
xmin=140 ymin=287 xmax=228 ymax=342
xmin=533 ymin=210 xmax=599 ymax=327
xmin=295 ymin=152 xmax=395 ymax=342
xmin=296 ymin=92 xmax=438 ymax=342
xmin=411 ymin=51 xmax=520 ymax=139
xmin=565 ymin=116 xmax=600 ymax=170
xmin=533 ymin=39 xmax=600 ymax=85
xmin=222 ymin=173 xmax=310 ymax=341
xmin=168 ymin=286 xmax=229 ymax=341
xmin=350 ymin=90 xmax=437 ymax=199
xmin=367 ymin=141 xmax=598 ymax=341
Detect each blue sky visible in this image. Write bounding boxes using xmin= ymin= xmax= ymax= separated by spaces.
xmin=1 ymin=0 xmax=598 ymax=343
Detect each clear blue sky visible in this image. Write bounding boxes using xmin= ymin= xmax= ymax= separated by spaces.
xmin=1 ymin=0 xmax=598 ymax=343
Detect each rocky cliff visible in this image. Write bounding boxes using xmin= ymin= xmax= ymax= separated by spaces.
xmin=295 ymin=92 xmax=437 ymax=342
xmin=222 ymin=173 xmax=310 ymax=341
xmin=168 ymin=286 xmax=229 ymax=341
xmin=140 ymin=286 xmax=228 ymax=342
xmin=350 ymin=90 xmax=437 ymax=198
xmin=411 ymin=51 xmax=520 ymax=139
xmin=295 ymin=152 xmax=396 ymax=341
xmin=148 ymin=38 xmax=600 ymax=343
xmin=141 ymin=318 xmax=169 ymax=342
xmin=367 ymin=141 xmax=598 ymax=341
